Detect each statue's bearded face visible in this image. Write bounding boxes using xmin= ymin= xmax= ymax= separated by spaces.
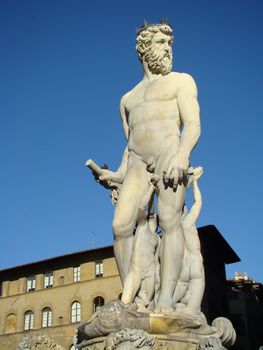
xmin=145 ymin=32 xmax=173 ymax=75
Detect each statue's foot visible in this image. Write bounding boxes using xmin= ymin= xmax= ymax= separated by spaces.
xmin=174 ymin=306 xmax=196 ymax=316
xmin=174 ymin=307 xmax=209 ymax=328
xmin=154 ymin=295 xmax=175 ymax=314
xmin=174 ymin=302 xmax=187 ymax=310
xmin=136 ymin=304 xmax=148 ymax=312
xmin=154 ymin=304 xmax=174 ymax=314
xmin=135 ymin=298 xmax=148 ymax=313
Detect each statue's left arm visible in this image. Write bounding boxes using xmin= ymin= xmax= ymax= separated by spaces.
xmin=164 ymin=74 xmax=201 ymax=186
xmin=185 ymin=167 xmax=203 ymax=225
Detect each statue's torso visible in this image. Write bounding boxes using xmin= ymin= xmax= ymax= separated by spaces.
xmin=124 ymin=72 xmax=182 ymax=158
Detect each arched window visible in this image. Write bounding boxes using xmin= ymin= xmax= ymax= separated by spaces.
xmin=24 ymin=311 xmax=34 ymax=330
xmin=5 ymin=313 xmax=16 ymax=334
xmin=42 ymin=307 xmax=52 ymax=327
xmin=93 ymin=296 xmax=105 ymax=312
xmin=59 ymin=276 xmax=65 ymax=286
xmin=71 ymin=301 xmax=81 ymax=323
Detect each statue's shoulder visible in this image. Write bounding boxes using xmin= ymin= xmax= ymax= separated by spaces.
xmin=170 ymin=72 xmax=197 ymax=95
xmin=120 ymin=81 xmax=143 ymax=107
xmin=120 ymin=91 xmax=130 ymax=107
xmin=170 ymin=72 xmax=196 ymax=84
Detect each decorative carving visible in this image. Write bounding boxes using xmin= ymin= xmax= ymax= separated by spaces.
xmin=75 ymin=300 xmax=150 ymax=345
xmin=105 ymin=329 xmax=155 ymax=350
xmin=199 ymin=337 xmax=225 ymax=350
xmin=17 ymin=335 xmax=65 ymax=350
xmin=76 ymin=314 xmax=236 ymax=350
xmin=212 ymin=317 xmax=236 ymax=348
xmin=154 ymin=341 xmax=170 ymax=350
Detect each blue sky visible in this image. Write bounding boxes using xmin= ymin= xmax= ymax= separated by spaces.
xmin=1 ymin=0 xmax=263 ymax=282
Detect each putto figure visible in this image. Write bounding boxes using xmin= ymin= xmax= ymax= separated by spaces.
xmin=87 ymin=19 xmax=201 ymax=312
xmin=173 ymin=166 xmax=205 ymax=315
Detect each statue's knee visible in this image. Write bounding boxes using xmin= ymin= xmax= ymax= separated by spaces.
xmin=112 ymin=218 xmax=123 ymax=238
xmin=112 ymin=217 xmax=133 ymax=240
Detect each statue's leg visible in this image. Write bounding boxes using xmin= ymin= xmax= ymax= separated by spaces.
xmin=112 ymin=161 xmax=150 ymax=284
xmin=172 ymin=253 xmax=190 ymax=306
xmin=135 ymin=228 xmax=157 ymax=308
xmin=181 ymin=225 xmax=204 ymax=314
xmin=122 ymin=224 xmax=156 ymax=306
xmin=121 ymin=221 xmax=147 ymax=304
xmin=185 ymin=255 xmax=205 ymax=313
xmin=155 ymin=178 xmax=186 ymax=311
xmin=122 ymin=264 xmax=142 ymax=304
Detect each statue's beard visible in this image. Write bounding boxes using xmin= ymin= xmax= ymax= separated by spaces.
xmin=145 ymin=48 xmax=173 ymax=75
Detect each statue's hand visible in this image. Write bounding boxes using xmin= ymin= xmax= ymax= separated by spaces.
xmin=86 ymin=159 xmax=123 ymax=192
xmin=192 ymin=166 xmax=204 ymax=181
xmin=99 ymin=169 xmax=124 ymax=185
xmin=111 ymin=188 xmax=120 ymax=205
xmin=163 ymin=156 xmax=189 ymax=190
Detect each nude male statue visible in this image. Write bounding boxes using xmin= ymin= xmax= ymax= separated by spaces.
xmin=97 ymin=20 xmax=201 ymax=311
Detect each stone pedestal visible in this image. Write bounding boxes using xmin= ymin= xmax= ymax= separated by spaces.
xmin=74 ymin=301 xmax=235 ymax=350
xmin=78 ymin=333 xmax=200 ymax=350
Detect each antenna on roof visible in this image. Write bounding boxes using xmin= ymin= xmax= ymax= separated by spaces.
xmin=90 ymin=232 xmax=96 ymax=249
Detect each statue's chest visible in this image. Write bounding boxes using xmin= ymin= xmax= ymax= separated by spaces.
xmin=127 ymin=79 xmax=176 ymax=112
xmin=144 ymin=79 xmax=176 ymax=102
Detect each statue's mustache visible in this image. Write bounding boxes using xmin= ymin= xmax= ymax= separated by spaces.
xmin=146 ymin=49 xmax=172 ymax=63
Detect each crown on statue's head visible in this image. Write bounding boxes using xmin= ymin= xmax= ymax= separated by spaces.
xmin=136 ymin=18 xmax=172 ymax=35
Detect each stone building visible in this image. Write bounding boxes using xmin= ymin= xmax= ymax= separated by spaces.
xmin=0 ymin=246 xmax=121 ymax=349
xmin=0 ymin=225 xmax=240 ymax=349
xmin=198 ymin=225 xmax=240 ymax=323
xmin=227 ymin=273 xmax=263 ymax=350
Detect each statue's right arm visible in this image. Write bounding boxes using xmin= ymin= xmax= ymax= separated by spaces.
xmin=98 ymin=94 xmax=130 ymax=184
xmin=120 ymin=93 xmax=129 ymax=140
xmin=114 ymin=93 xmax=130 ymax=176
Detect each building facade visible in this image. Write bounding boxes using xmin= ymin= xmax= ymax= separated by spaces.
xmin=0 ymin=246 xmax=122 ymax=349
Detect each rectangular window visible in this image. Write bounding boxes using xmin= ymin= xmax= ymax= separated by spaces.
xmin=95 ymin=261 xmax=103 ymax=278
xmin=73 ymin=266 xmax=80 ymax=282
xmin=26 ymin=275 xmax=36 ymax=292
xmin=44 ymin=271 xmax=53 ymax=288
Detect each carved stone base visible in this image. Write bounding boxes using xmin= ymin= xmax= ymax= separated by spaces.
xmin=78 ymin=332 xmax=200 ymax=350
xmin=74 ymin=301 xmax=235 ymax=350
xmin=76 ymin=330 xmax=231 ymax=350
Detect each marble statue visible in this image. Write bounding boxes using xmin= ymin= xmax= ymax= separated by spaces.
xmin=173 ymin=166 xmax=205 ymax=315
xmin=87 ymin=19 xmax=200 ymax=312
xmin=83 ymin=19 xmax=236 ymax=350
